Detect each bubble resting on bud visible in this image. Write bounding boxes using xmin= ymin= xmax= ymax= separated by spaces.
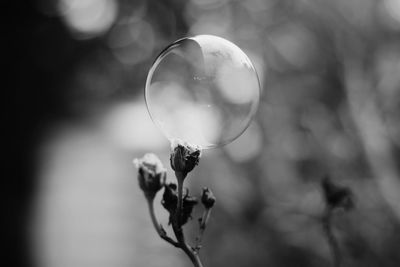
xmin=170 ymin=138 xmax=201 ymax=152
xmin=145 ymin=34 xmax=261 ymax=149
xmin=170 ymin=139 xmax=202 ymax=176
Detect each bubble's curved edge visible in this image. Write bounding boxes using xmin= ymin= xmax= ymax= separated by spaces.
xmin=219 ymin=68 xmax=261 ymax=149
xmin=144 ymin=34 xmax=262 ymax=150
xmin=144 ymin=35 xmax=206 ymax=147
xmin=189 ymin=34 xmax=262 ymax=149
xmin=200 ymin=35 xmax=262 ymax=149
xmin=144 ymin=39 xmax=184 ymax=143
xmin=170 ymin=138 xmax=203 ymax=153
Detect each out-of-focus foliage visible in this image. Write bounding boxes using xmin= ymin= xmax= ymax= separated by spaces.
xmin=23 ymin=0 xmax=400 ymax=267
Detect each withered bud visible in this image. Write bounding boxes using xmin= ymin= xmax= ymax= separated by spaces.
xmin=182 ymin=195 xmax=198 ymax=225
xmin=161 ymin=183 xmax=178 ymax=217
xmin=162 ymin=183 xmax=198 ymax=225
xmin=322 ymin=176 xmax=354 ymax=211
xmin=133 ymin=153 xmax=166 ymax=200
xmin=170 ymin=140 xmax=201 ymax=177
xmin=201 ymin=187 xmax=216 ymax=209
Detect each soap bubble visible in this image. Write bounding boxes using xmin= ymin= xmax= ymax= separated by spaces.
xmin=145 ymin=35 xmax=261 ymax=149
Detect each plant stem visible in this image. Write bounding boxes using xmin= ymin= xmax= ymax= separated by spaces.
xmin=323 ymin=208 xmax=341 ymax=267
xmin=172 ymin=171 xmax=204 ymax=267
xmin=146 ymin=197 xmax=179 ymax=247
xmin=176 ymin=172 xmax=185 ymax=226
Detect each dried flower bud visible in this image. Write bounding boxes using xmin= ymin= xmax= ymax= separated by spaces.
xmin=322 ymin=176 xmax=354 ymax=211
xmin=162 ymin=183 xmax=198 ymax=225
xmin=133 ymin=153 xmax=166 ymax=199
xmin=170 ymin=139 xmax=201 ymax=177
xmin=201 ymin=187 xmax=216 ymax=209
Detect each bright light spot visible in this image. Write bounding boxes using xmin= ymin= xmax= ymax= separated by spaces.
xmin=150 ymin=82 xmax=222 ymax=148
xmin=108 ymin=19 xmax=155 ymax=65
xmin=101 ymin=101 xmax=167 ymax=151
xmin=58 ymin=0 xmax=118 ymax=39
xmin=217 ymin=62 xmax=259 ymax=104
xmin=384 ymin=0 xmax=400 ymax=23
xmin=162 ymin=104 xmax=222 ymax=148
xmin=32 ymin=126 xmax=182 ymax=267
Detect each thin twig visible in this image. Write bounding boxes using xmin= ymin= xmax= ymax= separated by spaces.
xmin=195 ymin=208 xmax=212 ymax=251
xmin=322 ymin=208 xmax=341 ymax=267
xmin=146 ymin=197 xmax=179 ymax=247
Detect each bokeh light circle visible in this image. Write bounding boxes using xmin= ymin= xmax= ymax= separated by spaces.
xmin=145 ymin=35 xmax=260 ymax=149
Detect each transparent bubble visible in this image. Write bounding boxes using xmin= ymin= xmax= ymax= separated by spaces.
xmin=145 ymin=35 xmax=261 ymax=149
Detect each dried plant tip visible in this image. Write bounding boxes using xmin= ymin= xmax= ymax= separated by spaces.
xmin=322 ymin=176 xmax=354 ymax=211
xmin=201 ymin=187 xmax=216 ymax=209
xmin=162 ymin=183 xmax=198 ymax=225
xmin=162 ymin=183 xmax=178 ymax=222
xmin=170 ymin=139 xmax=201 ymax=177
xmin=133 ymin=153 xmax=167 ymax=199
xmin=181 ymin=195 xmax=198 ymax=225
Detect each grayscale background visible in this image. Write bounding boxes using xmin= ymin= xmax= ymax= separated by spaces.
xmin=8 ymin=0 xmax=400 ymax=267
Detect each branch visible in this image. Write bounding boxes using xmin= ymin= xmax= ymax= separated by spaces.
xmin=146 ymin=197 xmax=179 ymax=248
xmin=195 ymin=208 xmax=212 ymax=251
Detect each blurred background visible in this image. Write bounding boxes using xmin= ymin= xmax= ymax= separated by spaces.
xmin=8 ymin=0 xmax=400 ymax=266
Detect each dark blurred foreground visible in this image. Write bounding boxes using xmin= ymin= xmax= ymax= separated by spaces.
xmin=8 ymin=0 xmax=400 ymax=267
